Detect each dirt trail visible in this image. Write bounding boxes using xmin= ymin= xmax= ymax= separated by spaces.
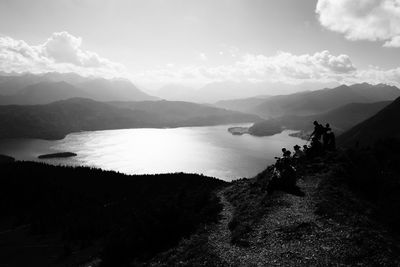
xmin=207 ymin=175 xmax=357 ymax=266
xmin=207 ymin=188 xmax=258 ymax=266
xmin=153 ymin=159 xmax=400 ymax=266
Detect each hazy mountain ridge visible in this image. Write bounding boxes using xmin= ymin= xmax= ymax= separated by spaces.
xmin=78 ymin=78 xmax=158 ymax=102
xmin=0 ymin=72 xmax=157 ymax=104
xmin=109 ymin=100 xmax=261 ymax=125
xmin=338 ymin=96 xmax=400 ymax=147
xmin=236 ymin=100 xmax=391 ymax=138
xmin=282 ymin=100 xmax=391 ymax=133
xmin=251 ymin=83 xmax=400 ymax=118
xmin=0 ymin=98 xmax=261 ymax=140
xmin=0 ymin=98 xmax=162 ymax=139
xmin=218 ymin=83 xmax=400 ymax=118
xmin=0 ymin=81 xmax=90 ymax=105
xmin=155 ymin=81 xmax=340 ymax=103
xmin=310 ymin=101 xmax=391 ymax=132
xmin=215 ymin=96 xmax=270 ymax=113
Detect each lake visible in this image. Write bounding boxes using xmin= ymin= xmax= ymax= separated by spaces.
xmin=0 ymin=125 xmax=305 ymax=181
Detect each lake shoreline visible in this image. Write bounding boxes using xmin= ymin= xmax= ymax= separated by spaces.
xmin=0 ymin=122 xmax=259 ymax=141
xmin=0 ymin=125 xmax=305 ymax=181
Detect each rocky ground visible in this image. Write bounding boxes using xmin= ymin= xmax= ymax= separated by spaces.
xmin=149 ymin=153 xmax=400 ymax=266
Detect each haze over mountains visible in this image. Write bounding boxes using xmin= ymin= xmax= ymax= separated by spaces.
xmin=338 ymin=96 xmax=400 ymax=147
xmin=0 ymin=72 xmax=157 ymax=105
xmin=219 ymin=83 xmax=400 ymax=140
xmin=1 ymin=72 xmax=397 ymax=113
xmin=217 ymin=83 xmax=400 ymax=119
xmin=255 ymin=101 xmax=391 ymax=136
xmin=155 ymin=81 xmax=340 ymax=103
xmin=0 ymin=98 xmax=260 ymax=140
xmin=301 ymin=101 xmax=391 ymax=133
xmin=1 ymin=71 xmax=400 ymax=145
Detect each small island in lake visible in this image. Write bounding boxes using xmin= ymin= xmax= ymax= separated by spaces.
xmin=228 ymin=126 xmax=250 ymax=135
xmin=228 ymin=120 xmax=282 ymax=137
xmin=38 ymin=152 xmax=77 ymax=159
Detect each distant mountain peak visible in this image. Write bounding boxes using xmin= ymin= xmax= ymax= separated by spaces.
xmin=0 ymin=72 xmax=157 ymax=104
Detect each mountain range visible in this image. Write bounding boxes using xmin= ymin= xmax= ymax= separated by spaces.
xmin=236 ymin=100 xmax=391 ymax=138
xmin=2 ymin=72 xmax=400 ymax=145
xmin=0 ymin=72 xmax=157 ymax=104
xmin=338 ymin=96 xmax=400 ymax=147
xmin=217 ymin=83 xmax=400 ymax=119
xmin=155 ymin=81 xmax=339 ymax=103
xmin=109 ymin=100 xmax=262 ymax=126
xmin=284 ymin=100 xmax=391 ymax=133
xmin=0 ymin=98 xmax=260 ymax=140
xmin=215 ymin=96 xmax=271 ymax=113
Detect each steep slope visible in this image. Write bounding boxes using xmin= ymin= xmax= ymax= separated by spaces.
xmin=249 ymin=83 xmax=400 ymax=118
xmin=282 ymin=100 xmax=390 ymax=133
xmin=151 ymin=153 xmax=400 ymax=266
xmin=312 ymin=101 xmax=390 ymax=132
xmin=338 ymin=96 xmax=400 ymax=147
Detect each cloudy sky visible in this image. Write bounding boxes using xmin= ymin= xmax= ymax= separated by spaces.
xmin=1 ymin=0 xmax=400 ymax=89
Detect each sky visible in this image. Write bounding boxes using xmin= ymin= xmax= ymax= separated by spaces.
xmin=1 ymin=0 xmax=400 ymax=90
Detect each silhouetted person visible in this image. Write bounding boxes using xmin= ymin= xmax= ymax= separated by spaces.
xmin=281 ymin=148 xmax=291 ymax=158
xmin=268 ymin=149 xmax=301 ymax=195
xmin=323 ymin=123 xmax=331 ymax=149
xmin=293 ymin=145 xmax=304 ymax=158
xmin=325 ymin=123 xmax=331 ymax=132
xmin=328 ymin=131 xmax=336 ymax=151
xmin=310 ymin=136 xmax=323 ymax=156
xmin=310 ymin=121 xmax=324 ymax=141
xmin=303 ymin=144 xmax=309 ymax=155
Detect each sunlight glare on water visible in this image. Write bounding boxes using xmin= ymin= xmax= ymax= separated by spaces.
xmin=0 ymin=125 xmax=305 ymax=181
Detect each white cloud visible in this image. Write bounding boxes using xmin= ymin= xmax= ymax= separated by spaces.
xmin=0 ymin=31 xmax=127 ymax=77
xmin=352 ymin=66 xmax=400 ymax=85
xmin=135 ymin=50 xmax=400 ymax=88
xmin=316 ymin=0 xmax=400 ymax=47
xmin=3 ymin=31 xmax=400 ymax=89
xmin=383 ymin=35 xmax=400 ymax=47
xmin=134 ymin=50 xmax=357 ymax=85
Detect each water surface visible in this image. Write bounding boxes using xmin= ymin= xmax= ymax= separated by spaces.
xmin=0 ymin=125 xmax=304 ymax=181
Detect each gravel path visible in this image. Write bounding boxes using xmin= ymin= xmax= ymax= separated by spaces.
xmin=154 ymin=159 xmax=400 ymax=266
xmin=207 ymin=188 xmax=259 ymax=266
xmin=206 ymin=174 xmax=389 ymax=266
